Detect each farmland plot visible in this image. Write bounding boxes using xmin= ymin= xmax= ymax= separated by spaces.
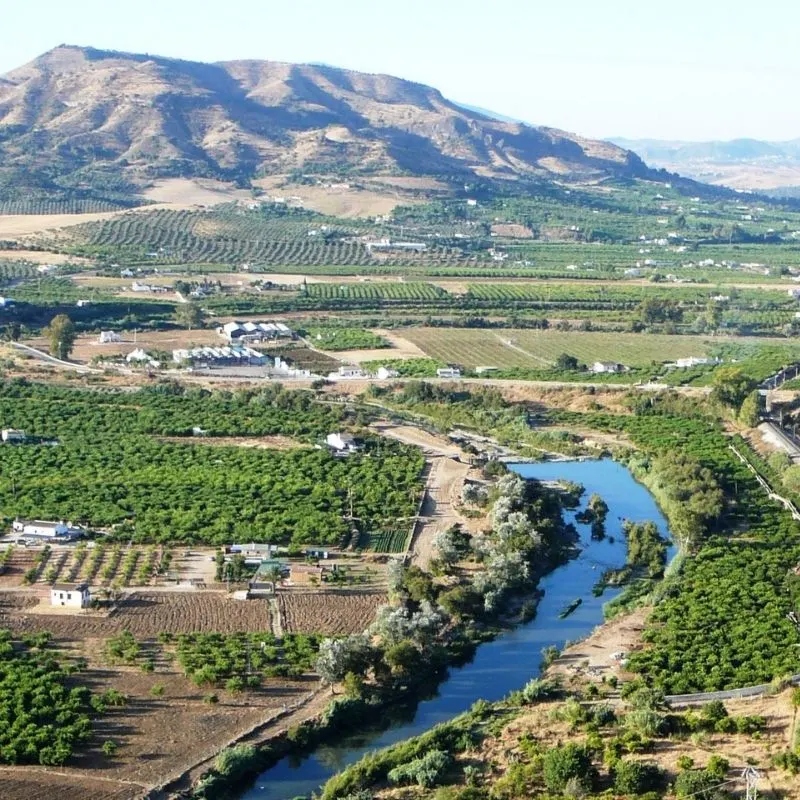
xmin=404 ymin=328 xmax=718 ymax=369
xmin=278 ymin=591 xmax=387 ymax=635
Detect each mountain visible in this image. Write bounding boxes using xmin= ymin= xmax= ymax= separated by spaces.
xmin=612 ymin=137 xmax=800 ymax=193
xmin=0 ymin=45 xmax=654 ymax=196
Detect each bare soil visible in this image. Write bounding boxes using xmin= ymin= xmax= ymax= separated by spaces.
xmin=278 ymin=590 xmax=387 ymax=635
xmin=0 ymin=591 xmax=274 ymax=637
xmin=157 ymin=434 xmax=308 ymax=451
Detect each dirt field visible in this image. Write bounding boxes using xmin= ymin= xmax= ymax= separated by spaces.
xmin=0 ymin=591 xmax=274 ymax=637
xmin=334 ymin=329 xmax=429 ymax=364
xmin=26 ymin=329 xmax=223 ymax=363
xmin=0 ymin=211 xmax=121 ymax=239
xmin=142 ymin=178 xmax=252 ymax=208
xmin=0 ymin=249 xmax=90 ymax=264
xmin=278 ymin=590 xmax=387 ymax=635
xmin=254 ymin=176 xmax=418 ymax=218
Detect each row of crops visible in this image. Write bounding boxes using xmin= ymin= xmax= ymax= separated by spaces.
xmin=0 ymin=198 xmax=140 ymax=215
xmin=21 ymin=543 xmax=168 ymax=588
xmin=304 ymin=282 xmax=448 ymax=300
xmin=65 ymin=207 xmax=479 ymax=268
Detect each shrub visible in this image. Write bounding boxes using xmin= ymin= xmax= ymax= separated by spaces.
xmin=387 ymin=749 xmax=451 ymax=788
xmin=613 ymin=759 xmax=663 ymax=795
xmin=542 ymin=743 xmax=595 ymax=793
xmin=101 ymin=740 xmax=118 ymax=757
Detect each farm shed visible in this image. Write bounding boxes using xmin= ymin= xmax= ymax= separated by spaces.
xmin=1 ymin=428 xmax=26 ymax=442
xmin=50 ymin=582 xmax=91 ymax=609
xmin=326 ymin=432 xmax=361 ymax=453
xmin=12 ymin=519 xmax=83 ymax=540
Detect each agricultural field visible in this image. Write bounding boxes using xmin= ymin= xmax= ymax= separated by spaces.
xmin=403 ymin=327 xmax=719 ymax=369
xmin=304 ymin=281 xmax=448 ymax=301
xmin=0 ymin=591 xmax=275 ymax=637
xmin=0 ymin=381 xmax=424 ymax=545
xmin=301 ymin=326 xmax=389 ymax=351
xmin=278 ymin=590 xmax=387 ymax=635
xmin=58 ymin=204 xmax=479 ymax=269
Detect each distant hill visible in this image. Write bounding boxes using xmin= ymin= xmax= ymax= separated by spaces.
xmin=612 ymin=137 xmax=800 ymax=193
xmin=0 ymin=45 xmax=658 ymax=201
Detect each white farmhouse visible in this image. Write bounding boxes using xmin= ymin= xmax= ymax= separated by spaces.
xmin=328 ymin=365 xmax=366 ymax=380
xmin=1 ymin=429 xmax=26 ymax=443
xmin=326 ymin=433 xmax=361 ymax=454
xmin=50 ymin=583 xmax=91 ymax=609
xmin=436 ymin=367 xmax=462 ymax=379
xmin=98 ymin=331 xmax=122 ymax=344
xmin=12 ymin=519 xmax=82 ymax=540
xmin=591 ymin=362 xmax=624 ymax=374
xmin=376 ymin=366 xmax=400 ymax=380
xmin=675 ymin=357 xmax=720 ymax=368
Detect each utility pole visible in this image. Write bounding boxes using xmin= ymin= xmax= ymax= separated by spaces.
xmin=743 ymin=767 xmax=760 ymax=800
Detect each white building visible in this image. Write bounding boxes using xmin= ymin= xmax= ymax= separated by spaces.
xmin=591 ymin=362 xmax=624 ymax=374
xmin=788 ymin=288 xmax=800 ymax=299
xmin=376 ymin=366 xmax=400 ymax=380
xmin=675 ymin=357 xmax=720 ymax=368
xmin=126 ymin=348 xmax=160 ymax=368
xmin=172 ymin=345 xmax=266 ymax=367
xmin=326 ymin=433 xmax=361 ymax=453
xmin=98 ymin=331 xmax=122 ymax=344
xmin=1 ymin=429 xmax=26 ymax=443
xmin=436 ymin=367 xmax=462 ymax=379
xmin=12 ymin=519 xmax=82 ymax=540
xmin=219 ymin=321 xmax=293 ymax=344
xmin=329 ymin=365 xmax=366 ymax=380
xmin=0 ymin=297 xmax=13 ymax=307
xmin=50 ymin=583 xmax=90 ymax=609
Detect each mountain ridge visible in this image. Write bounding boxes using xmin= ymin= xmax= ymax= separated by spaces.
xmin=0 ymin=44 xmax=652 ymax=192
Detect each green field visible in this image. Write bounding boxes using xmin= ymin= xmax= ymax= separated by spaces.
xmin=402 ymin=328 xmax=724 ymax=369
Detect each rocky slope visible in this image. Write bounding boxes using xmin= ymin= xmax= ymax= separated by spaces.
xmin=0 ymin=45 xmax=651 ymax=188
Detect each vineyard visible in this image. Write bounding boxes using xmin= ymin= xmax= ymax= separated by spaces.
xmin=304 ymin=282 xmax=448 ymax=301
xmin=359 ymin=529 xmax=411 ymax=553
xmin=403 ymin=327 xmax=719 ymax=369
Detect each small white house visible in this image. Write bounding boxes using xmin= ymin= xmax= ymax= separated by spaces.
xmin=50 ymin=583 xmax=91 ymax=609
xmin=675 ymin=357 xmax=720 ymax=368
xmin=788 ymin=288 xmax=800 ymax=299
xmin=326 ymin=432 xmax=361 ymax=453
xmin=12 ymin=519 xmax=82 ymax=539
xmin=0 ymin=297 xmax=13 ymax=307
xmin=126 ymin=348 xmax=159 ymax=368
xmin=330 ymin=365 xmax=366 ymax=380
xmin=376 ymin=366 xmax=400 ymax=380
xmin=1 ymin=429 xmax=26 ymax=443
xmin=98 ymin=331 xmax=121 ymax=344
xmin=436 ymin=367 xmax=462 ymax=379
xmin=591 ymin=362 xmax=624 ymax=374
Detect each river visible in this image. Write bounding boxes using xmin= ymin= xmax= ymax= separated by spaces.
xmin=240 ymin=459 xmax=671 ymax=800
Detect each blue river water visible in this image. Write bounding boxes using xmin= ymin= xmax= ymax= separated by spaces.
xmin=241 ymin=459 xmax=671 ymax=799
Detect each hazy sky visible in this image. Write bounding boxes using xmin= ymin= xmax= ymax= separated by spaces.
xmin=3 ymin=0 xmax=799 ymax=142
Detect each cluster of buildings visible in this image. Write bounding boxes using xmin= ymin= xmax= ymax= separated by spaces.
xmin=218 ymin=321 xmax=294 ymax=344
xmin=172 ymin=345 xmax=267 ymax=367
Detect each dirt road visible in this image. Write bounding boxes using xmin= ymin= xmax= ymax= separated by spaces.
xmin=409 ymin=456 xmax=471 ymax=569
